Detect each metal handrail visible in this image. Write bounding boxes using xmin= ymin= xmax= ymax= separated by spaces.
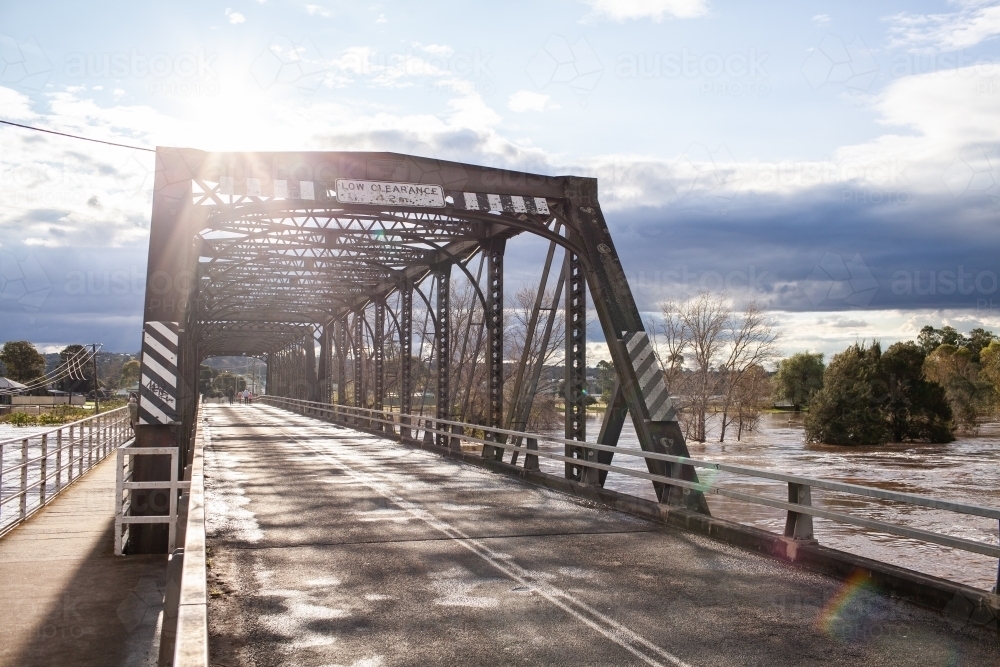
xmin=260 ymin=396 xmax=1000 ymax=590
xmin=0 ymin=406 xmax=132 ymax=538
xmin=0 ymin=407 xmax=129 ymax=447
xmin=114 ymin=445 xmax=191 ymax=555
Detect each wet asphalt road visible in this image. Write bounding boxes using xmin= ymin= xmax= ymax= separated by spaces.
xmin=204 ymin=404 xmax=998 ymax=667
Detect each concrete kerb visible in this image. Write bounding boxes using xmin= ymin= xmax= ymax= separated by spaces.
xmin=331 ymin=418 xmax=999 ymax=634
xmin=156 ymin=411 xmax=208 ymax=667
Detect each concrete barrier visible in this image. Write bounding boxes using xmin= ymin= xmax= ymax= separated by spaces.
xmin=157 ymin=410 xmax=208 ymax=667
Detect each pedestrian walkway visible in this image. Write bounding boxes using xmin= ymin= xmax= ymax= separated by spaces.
xmin=0 ymin=453 xmax=167 ymax=667
xmin=206 ymin=404 xmax=999 ymax=667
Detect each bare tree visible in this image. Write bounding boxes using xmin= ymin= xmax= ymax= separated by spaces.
xmin=659 ymin=294 xmax=729 ymax=442
xmin=655 ymin=294 xmax=781 ymax=443
xmin=505 ymin=284 xmax=565 ymax=430
xmin=717 ymin=302 xmax=781 ymax=441
xmin=732 ymin=364 xmax=773 ymax=440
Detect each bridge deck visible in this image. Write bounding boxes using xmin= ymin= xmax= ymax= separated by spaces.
xmin=205 ymin=405 xmax=997 ymax=667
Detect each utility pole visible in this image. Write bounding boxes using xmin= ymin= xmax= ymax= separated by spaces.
xmin=92 ymin=343 xmax=99 ymax=414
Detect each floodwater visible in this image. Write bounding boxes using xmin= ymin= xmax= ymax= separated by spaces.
xmin=540 ymin=412 xmax=1000 ymax=591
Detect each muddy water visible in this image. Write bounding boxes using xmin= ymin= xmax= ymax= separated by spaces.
xmin=539 ymin=412 xmax=1000 ymax=591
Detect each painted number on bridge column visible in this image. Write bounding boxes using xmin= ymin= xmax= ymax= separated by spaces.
xmin=336 ymin=179 xmax=445 ymax=207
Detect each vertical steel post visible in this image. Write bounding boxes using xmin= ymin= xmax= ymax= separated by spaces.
xmin=39 ymin=434 xmax=47 ymax=504
xmin=435 ymin=264 xmax=452 ymax=446
xmin=564 ymin=251 xmax=590 ymax=481
xmin=399 ymin=284 xmax=413 ymax=438
xmin=482 ymin=240 xmax=506 ymax=460
xmin=92 ymin=343 xmax=100 ymax=415
xmin=318 ymin=324 xmax=331 ymax=404
xmin=56 ymin=428 xmax=62 ymax=491
xmin=336 ymin=317 xmax=348 ymax=416
xmin=19 ymin=438 xmax=27 ymax=520
xmin=783 ymin=482 xmax=815 ymax=540
xmin=353 ymin=310 xmax=364 ymax=424
xmin=374 ymin=300 xmax=385 ymax=426
xmin=305 ymin=328 xmax=317 ymax=402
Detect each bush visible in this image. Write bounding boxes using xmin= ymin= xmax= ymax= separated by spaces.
xmin=5 ymin=411 xmax=38 ymax=426
xmin=805 ymin=341 xmax=953 ymax=446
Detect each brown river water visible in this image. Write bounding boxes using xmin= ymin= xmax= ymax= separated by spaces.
xmin=539 ymin=412 xmax=1000 ymax=591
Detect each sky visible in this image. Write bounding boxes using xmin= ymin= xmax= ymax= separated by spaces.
xmin=1 ymin=0 xmax=999 ymax=361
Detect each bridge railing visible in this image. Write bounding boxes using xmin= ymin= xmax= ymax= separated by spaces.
xmin=0 ymin=406 xmax=133 ymax=538
xmin=114 ymin=445 xmax=191 ymax=555
xmin=259 ymin=396 xmax=1000 ymax=593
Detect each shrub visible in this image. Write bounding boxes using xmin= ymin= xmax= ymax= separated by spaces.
xmin=6 ymin=411 xmax=38 ymax=426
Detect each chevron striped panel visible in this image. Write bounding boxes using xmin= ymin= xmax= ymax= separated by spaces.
xmin=138 ymin=320 xmax=180 ymax=425
xmin=625 ymin=331 xmax=676 ymax=422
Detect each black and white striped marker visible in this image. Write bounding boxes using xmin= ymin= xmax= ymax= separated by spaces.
xmin=455 ymin=192 xmax=550 ymax=215
xmin=625 ymin=331 xmax=676 ymax=422
xmin=139 ymin=320 xmax=180 ymax=425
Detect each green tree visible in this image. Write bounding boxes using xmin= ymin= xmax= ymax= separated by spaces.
xmin=923 ymin=344 xmax=992 ymax=431
xmin=58 ymin=344 xmax=96 ymax=394
xmin=805 ymin=343 xmax=888 ymax=445
xmin=965 ymin=328 xmax=996 ymax=362
xmin=916 ymin=325 xmax=995 ymax=362
xmin=595 ymin=360 xmax=616 ymax=403
xmin=881 ymin=342 xmax=953 ymax=442
xmin=774 ymin=352 xmax=824 ymax=409
xmin=213 ymin=372 xmax=245 ymax=395
xmin=120 ymin=359 xmax=140 ymax=387
xmin=805 ymin=341 xmax=954 ymax=446
xmin=0 ymin=341 xmax=46 ymax=383
xmin=981 ymin=340 xmax=1000 ymax=390
xmin=199 ymin=365 xmax=217 ymax=395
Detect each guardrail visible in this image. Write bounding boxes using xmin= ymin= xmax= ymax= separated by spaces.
xmin=114 ymin=445 xmax=191 ymax=555
xmin=261 ymin=396 xmax=1000 ymax=594
xmin=0 ymin=406 xmax=133 ymax=538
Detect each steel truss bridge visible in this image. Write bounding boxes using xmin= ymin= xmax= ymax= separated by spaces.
xmin=131 ymin=149 xmax=708 ymax=546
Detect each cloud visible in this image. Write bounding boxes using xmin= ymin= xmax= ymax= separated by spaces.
xmin=0 ymin=86 xmax=36 ymax=120
xmin=812 ymin=14 xmax=831 ymax=25
xmin=305 ymin=4 xmax=332 ymax=18
xmin=507 ymin=90 xmax=554 ymax=112
xmin=816 ymin=317 xmax=870 ymax=328
xmin=886 ymin=2 xmax=1000 ymax=51
xmin=582 ymin=0 xmax=709 ymax=22
xmin=4 ymin=42 xmax=1000 ymax=353
xmin=225 ymin=8 xmax=246 ymax=24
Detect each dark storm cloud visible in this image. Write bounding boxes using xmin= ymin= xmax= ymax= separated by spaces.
xmin=602 ymin=185 xmax=1000 ymax=313
xmin=1 ymin=244 xmax=147 ymax=351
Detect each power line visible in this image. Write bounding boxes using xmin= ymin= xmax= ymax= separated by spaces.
xmin=0 ymin=119 xmax=156 ymax=152
xmin=0 ymin=345 xmax=103 ymax=395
